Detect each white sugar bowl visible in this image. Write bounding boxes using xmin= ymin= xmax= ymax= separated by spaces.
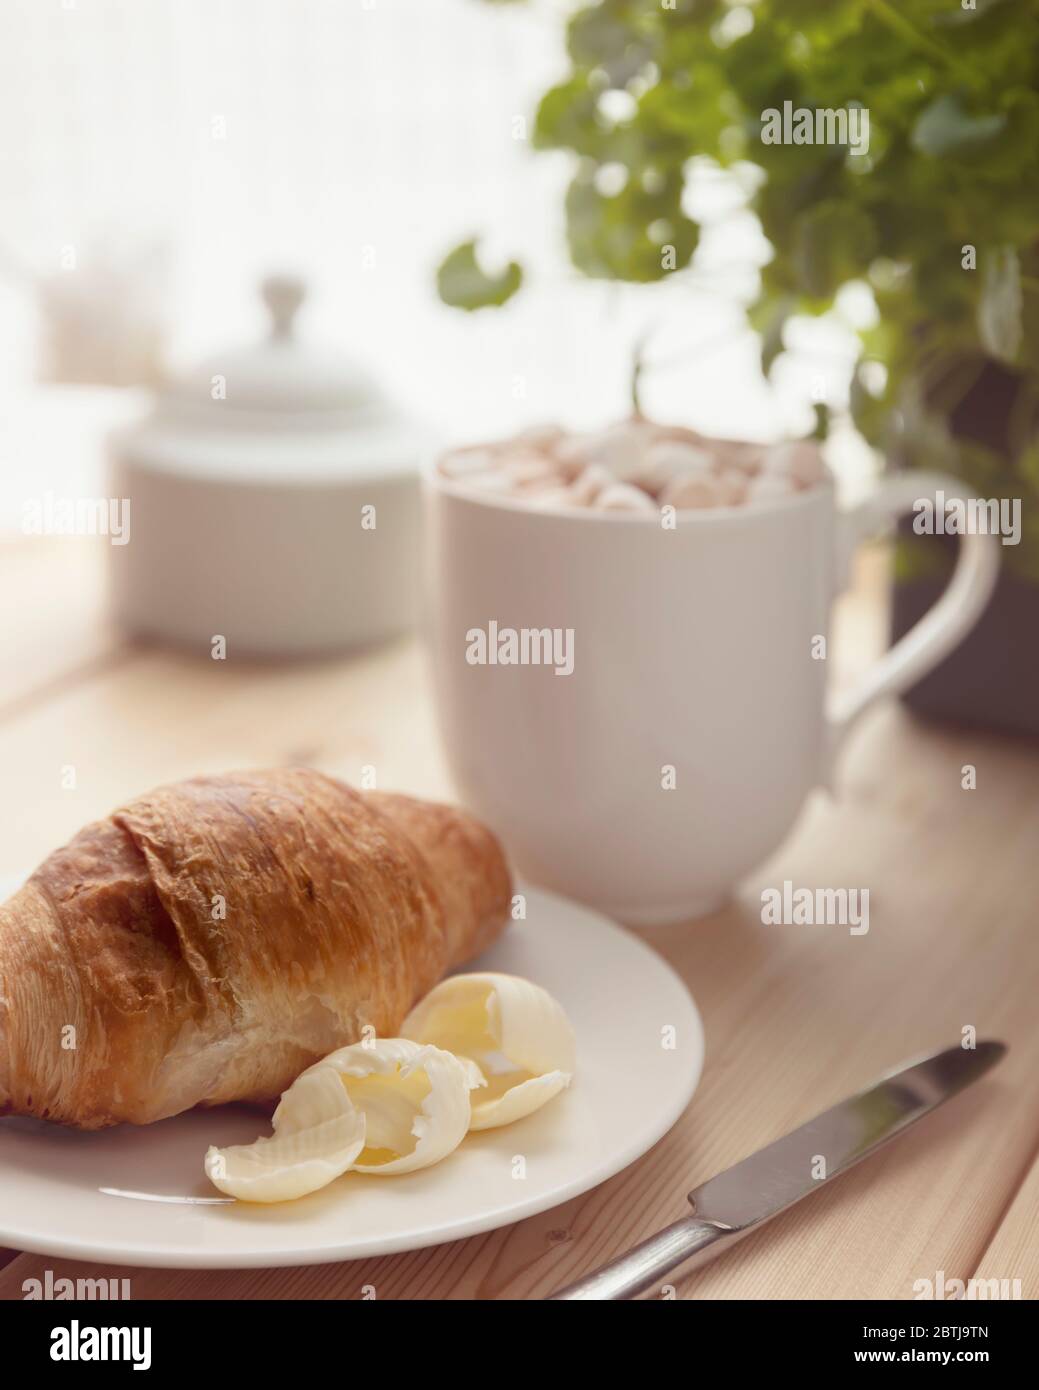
xmin=108 ymin=276 xmax=427 ymax=657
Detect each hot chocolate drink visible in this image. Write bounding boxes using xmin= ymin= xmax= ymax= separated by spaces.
xmin=439 ymin=417 xmax=826 ymax=513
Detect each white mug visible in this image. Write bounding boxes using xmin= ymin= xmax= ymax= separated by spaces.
xmin=425 ymin=467 xmax=1000 ymax=925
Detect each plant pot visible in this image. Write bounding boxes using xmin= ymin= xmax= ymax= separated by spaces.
xmin=891 ymin=521 xmax=1039 ymax=736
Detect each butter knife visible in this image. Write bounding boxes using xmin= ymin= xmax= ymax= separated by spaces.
xmin=550 ymin=1040 xmax=1006 ymax=1300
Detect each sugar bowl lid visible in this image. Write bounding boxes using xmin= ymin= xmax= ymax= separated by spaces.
xmin=160 ymin=274 xmax=386 ymax=425
xmin=120 ymin=274 xmax=428 ymax=483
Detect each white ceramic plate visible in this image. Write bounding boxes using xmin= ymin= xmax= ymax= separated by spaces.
xmin=0 ymin=883 xmax=703 ymax=1268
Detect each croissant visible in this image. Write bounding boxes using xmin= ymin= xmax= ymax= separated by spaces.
xmin=0 ymin=769 xmax=512 ymax=1129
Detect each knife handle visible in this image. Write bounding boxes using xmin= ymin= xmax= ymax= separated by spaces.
xmin=548 ymin=1214 xmax=733 ymax=1300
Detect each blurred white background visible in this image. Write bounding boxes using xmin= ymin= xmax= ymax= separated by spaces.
xmin=0 ymin=0 xmax=872 ymax=531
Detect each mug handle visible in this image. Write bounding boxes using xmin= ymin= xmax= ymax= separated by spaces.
xmin=827 ymin=472 xmax=1001 ymax=759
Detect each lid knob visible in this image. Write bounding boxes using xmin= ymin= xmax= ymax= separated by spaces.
xmin=261 ymin=274 xmax=306 ymax=341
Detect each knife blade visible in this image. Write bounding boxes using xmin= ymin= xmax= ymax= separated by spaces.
xmin=550 ymin=1040 xmax=1006 ymax=1300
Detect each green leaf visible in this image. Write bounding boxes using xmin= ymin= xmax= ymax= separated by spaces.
xmin=435 ymin=240 xmax=523 ymax=311
xmin=792 ymin=201 xmax=876 ymax=300
xmin=567 ymin=4 xmax=656 ymax=86
xmin=533 ymin=76 xmax=603 ymax=157
xmin=910 ymin=94 xmax=1006 ymax=157
xmin=564 ymin=167 xmax=698 ymax=282
xmin=749 ymin=294 xmax=794 ymax=377
xmin=978 ymin=247 xmax=1023 ymax=364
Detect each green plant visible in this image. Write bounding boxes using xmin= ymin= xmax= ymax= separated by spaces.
xmin=438 ymin=0 xmax=1039 ymax=576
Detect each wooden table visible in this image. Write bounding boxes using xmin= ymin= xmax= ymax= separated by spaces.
xmin=1 ymin=536 xmax=1037 ymax=1300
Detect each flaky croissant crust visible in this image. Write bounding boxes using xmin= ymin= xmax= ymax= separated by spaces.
xmin=0 ymin=769 xmax=511 ymax=1129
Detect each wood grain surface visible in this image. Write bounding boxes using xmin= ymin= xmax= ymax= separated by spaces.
xmin=1 ymin=536 xmax=1036 ymax=1300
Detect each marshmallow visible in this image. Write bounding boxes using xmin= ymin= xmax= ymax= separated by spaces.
xmin=715 ymin=441 xmax=767 ymax=475
xmin=525 ymin=487 xmax=574 ymax=510
xmin=440 ymin=447 xmax=500 ymax=478
xmin=715 ymin=468 xmax=748 ymax=507
xmin=594 ymin=481 xmax=659 ymax=513
xmin=762 ymin=441 xmax=825 ymax=487
xmin=637 ymin=440 xmax=715 ymax=495
xmin=651 ymin=423 xmax=714 ymax=449
xmin=515 ymin=424 xmax=566 ymax=452
xmin=659 ymin=474 xmax=726 ymax=509
xmin=567 ymin=463 xmax=614 ymax=506
xmin=558 ymin=420 xmax=656 ymax=481
xmin=502 ymin=453 xmax=564 ymax=489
